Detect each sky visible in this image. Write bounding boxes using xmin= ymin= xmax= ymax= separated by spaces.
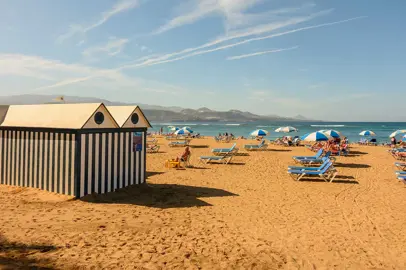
xmin=0 ymin=0 xmax=405 ymax=121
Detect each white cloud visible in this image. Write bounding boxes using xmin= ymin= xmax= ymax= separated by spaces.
xmin=0 ymin=54 xmax=186 ymax=97
xmin=154 ymin=0 xmax=266 ymax=34
xmin=227 ymin=46 xmax=298 ymax=60
xmin=57 ymin=0 xmax=140 ymax=43
xmin=82 ymin=37 xmax=129 ymax=60
xmin=120 ymin=15 xmax=364 ymax=69
xmin=35 ymin=15 xmax=365 ymax=91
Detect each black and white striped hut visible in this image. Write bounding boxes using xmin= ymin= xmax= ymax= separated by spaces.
xmin=0 ymin=103 xmax=151 ymax=198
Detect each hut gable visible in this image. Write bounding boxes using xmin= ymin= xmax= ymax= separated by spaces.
xmin=0 ymin=105 xmax=10 ymax=125
xmin=1 ymin=103 xmax=118 ymax=129
xmin=82 ymin=104 xmax=118 ymax=129
xmin=106 ymin=106 xmax=152 ymax=128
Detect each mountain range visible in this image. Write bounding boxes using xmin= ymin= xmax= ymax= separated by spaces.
xmin=0 ymin=94 xmax=314 ymax=122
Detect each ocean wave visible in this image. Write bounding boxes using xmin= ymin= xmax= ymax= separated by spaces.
xmin=256 ymin=125 xmax=271 ymax=128
xmin=311 ymin=125 xmax=346 ymax=127
xmin=225 ymin=124 xmax=241 ymax=126
xmin=201 ymin=124 xmax=210 ymax=126
xmin=152 ymin=123 xmax=174 ymax=126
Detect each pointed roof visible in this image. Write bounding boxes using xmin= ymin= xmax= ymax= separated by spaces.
xmin=106 ymin=105 xmax=152 ymax=128
xmin=1 ymin=103 xmax=119 ymax=129
xmin=0 ymin=105 xmax=10 ymax=125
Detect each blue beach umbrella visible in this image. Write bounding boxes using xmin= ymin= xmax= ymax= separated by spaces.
xmin=301 ymin=131 xmax=330 ymax=142
xmin=320 ymin=129 xmax=341 ymax=138
xmin=250 ymin=129 xmax=269 ymax=136
xmin=275 ymin=126 xmax=298 ymax=133
xmin=174 ymin=129 xmax=191 ymax=135
xmin=359 ymin=130 xmax=376 ymax=136
xmin=182 ymin=126 xmax=194 ymax=133
xmin=389 ymin=129 xmax=406 ymax=138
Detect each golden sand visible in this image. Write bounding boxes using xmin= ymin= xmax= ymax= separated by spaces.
xmin=0 ymin=138 xmax=405 ymax=269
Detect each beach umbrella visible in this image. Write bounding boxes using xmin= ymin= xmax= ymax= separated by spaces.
xmin=301 ymin=132 xmax=330 ymax=142
xmin=250 ymin=129 xmax=269 ymax=136
xmin=181 ymin=126 xmax=194 ymax=133
xmin=389 ymin=129 xmax=406 ymax=138
xmin=359 ymin=130 xmax=376 ymax=136
xmin=321 ymin=129 xmax=341 ymax=138
xmin=174 ymin=129 xmax=191 ymax=135
xmin=168 ymin=126 xmax=179 ymax=131
xmin=275 ymin=126 xmax=298 ymax=133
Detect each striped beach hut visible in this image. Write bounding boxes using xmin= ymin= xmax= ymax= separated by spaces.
xmin=0 ymin=103 xmax=150 ymax=198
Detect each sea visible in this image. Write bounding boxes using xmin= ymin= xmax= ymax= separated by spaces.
xmin=149 ymin=121 xmax=406 ymax=143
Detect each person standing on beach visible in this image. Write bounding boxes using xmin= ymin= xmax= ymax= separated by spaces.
xmin=391 ymin=137 xmax=397 ymax=148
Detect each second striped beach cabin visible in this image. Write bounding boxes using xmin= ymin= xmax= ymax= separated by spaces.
xmin=0 ymin=103 xmax=151 ymax=198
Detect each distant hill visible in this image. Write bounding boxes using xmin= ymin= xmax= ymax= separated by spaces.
xmin=0 ymin=94 xmax=315 ymax=122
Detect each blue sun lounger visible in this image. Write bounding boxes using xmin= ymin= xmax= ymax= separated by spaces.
xmin=395 ymin=162 xmax=406 ymax=170
xmin=293 ymin=149 xmax=323 ymax=161
xmin=288 ymin=162 xmax=337 ymax=182
xmin=244 ymin=140 xmax=268 ymax=151
xmin=396 ymin=175 xmax=406 ymax=184
xmin=295 ymin=152 xmax=333 ymax=165
xmin=395 ymin=170 xmax=406 ymax=175
xmin=199 ymin=154 xmax=234 ymax=164
xmin=212 ymin=143 xmax=237 ymax=155
xmin=168 ymin=141 xmax=189 ymax=147
xmin=288 ymin=158 xmax=330 ymax=171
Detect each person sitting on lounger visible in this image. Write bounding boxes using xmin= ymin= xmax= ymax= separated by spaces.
xmin=176 ymin=146 xmax=191 ymax=163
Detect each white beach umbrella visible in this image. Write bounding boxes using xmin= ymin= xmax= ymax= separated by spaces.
xmin=389 ymin=129 xmax=406 ymax=138
xmin=174 ymin=129 xmax=191 ymax=135
xmin=321 ymin=129 xmax=341 ymax=138
xmin=301 ymin=132 xmax=331 ymax=142
xmin=275 ymin=126 xmax=298 ymax=133
xmin=182 ymin=126 xmax=194 ymax=133
xmin=250 ymin=129 xmax=269 ymax=136
xmin=359 ymin=130 xmax=376 ymax=136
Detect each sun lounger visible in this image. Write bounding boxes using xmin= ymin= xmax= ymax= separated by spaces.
xmin=168 ymin=141 xmax=189 ymax=147
xmin=199 ymin=154 xmax=234 ymax=164
xmin=146 ymin=145 xmax=160 ymax=153
xmin=244 ymin=140 xmax=268 ymax=151
xmin=391 ymin=151 xmax=406 ymax=161
xmin=292 ymin=149 xmax=323 ymax=162
xmin=147 ymin=138 xmax=157 ymax=144
xmin=396 ymin=175 xmax=406 ymax=184
xmin=288 ymin=162 xmax=337 ymax=182
xmin=395 ymin=162 xmax=406 ymax=170
xmin=212 ymin=143 xmax=237 ymax=155
xmin=295 ymin=154 xmax=335 ymax=166
xmin=288 ymin=158 xmax=330 ymax=171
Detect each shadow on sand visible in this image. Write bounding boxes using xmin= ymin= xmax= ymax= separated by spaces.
xmin=145 ymin=171 xmax=166 ymax=178
xmin=346 ymin=151 xmax=368 ymax=157
xmin=189 ymin=145 xmax=209 ymax=149
xmin=81 ymin=183 xmax=238 ymax=208
xmin=263 ymin=149 xmax=292 ymax=152
xmin=0 ymin=235 xmax=58 ymax=269
xmin=334 ymin=163 xmax=371 ymax=169
xmin=207 ymin=162 xmax=246 ymax=166
xmin=216 ymin=153 xmax=249 ymax=156
xmin=298 ymin=175 xmax=358 ymax=184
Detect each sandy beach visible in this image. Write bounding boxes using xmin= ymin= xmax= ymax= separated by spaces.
xmin=1 ymin=137 xmax=406 ymax=269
